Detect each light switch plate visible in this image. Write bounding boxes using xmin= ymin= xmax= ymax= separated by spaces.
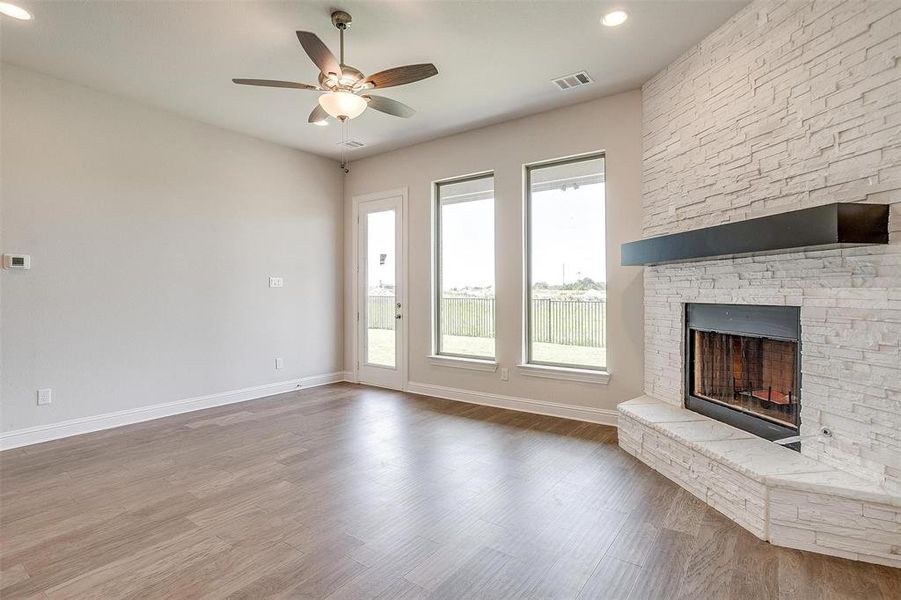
xmin=2 ymin=254 xmax=31 ymax=269
xmin=269 ymin=277 xmax=284 ymax=288
xmin=275 ymin=357 xmax=284 ymax=370
xmin=37 ymin=388 xmax=52 ymax=405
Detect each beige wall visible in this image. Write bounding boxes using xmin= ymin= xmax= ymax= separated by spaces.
xmin=344 ymin=91 xmax=644 ymax=414
xmin=1 ymin=65 xmax=344 ymax=433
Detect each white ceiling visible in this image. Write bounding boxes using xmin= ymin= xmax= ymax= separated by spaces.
xmin=1 ymin=1 xmax=747 ymax=159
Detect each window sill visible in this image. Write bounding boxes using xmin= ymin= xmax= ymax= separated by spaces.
xmin=427 ymin=355 xmax=498 ymax=372
xmin=516 ymin=363 xmax=611 ymax=385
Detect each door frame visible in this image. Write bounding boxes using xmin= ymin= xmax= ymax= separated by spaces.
xmin=351 ymin=187 xmax=409 ymax=390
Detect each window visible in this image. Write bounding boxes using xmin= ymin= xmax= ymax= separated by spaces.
xmin=435 ymin=174 xmax=496 ymax=360
xmin=526 ymin=154 xmax=606 ymax=370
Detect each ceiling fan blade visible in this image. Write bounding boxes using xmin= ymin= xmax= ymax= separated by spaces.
xmin=363 ymin=63 xmax=438 ymax=89
xmin=296 ymin=31 xmax=342 ymax=77
xmin=308 ymin=103 xmax=329 ymax=124
xmin=232 ymin=79 xmax=319 ymax=90
xmin=365 ymin=95 xmax=416 ymax=118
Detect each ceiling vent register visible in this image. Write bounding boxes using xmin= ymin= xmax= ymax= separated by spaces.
xmin=553 ymin=71 xmax=593 ymax=90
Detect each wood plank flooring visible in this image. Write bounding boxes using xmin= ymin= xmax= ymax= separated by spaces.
xmin=1 ymin=383 xmax=898 ymax=599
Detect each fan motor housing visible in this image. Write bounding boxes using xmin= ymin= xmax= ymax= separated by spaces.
xmin=318 ymin=64 xmax=363 ymax=90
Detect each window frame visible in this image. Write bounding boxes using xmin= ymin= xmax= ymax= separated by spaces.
xmin=523 ymin=152 xmax=608 ymax=372
xmin=433 ymin=171 xmax=497 ymax=361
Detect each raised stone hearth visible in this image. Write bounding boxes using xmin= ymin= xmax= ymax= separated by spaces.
xmin=618 ymin=396 xmax=901 ymax=567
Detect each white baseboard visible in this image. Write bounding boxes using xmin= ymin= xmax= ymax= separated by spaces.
xmin=405 ymin=381 xmax=619 ymax=427
xmin=303 ymin=371 xmax=354 ymax=388
xmin=0 ymin=371 xmax=347 ymax=451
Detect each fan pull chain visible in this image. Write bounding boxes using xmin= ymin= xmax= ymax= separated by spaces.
xmin=339 ymin=118 xmax=350 ymax=173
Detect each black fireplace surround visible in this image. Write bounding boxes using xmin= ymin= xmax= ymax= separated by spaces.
xmin=685 ymin=303 xmax=801 ymax=448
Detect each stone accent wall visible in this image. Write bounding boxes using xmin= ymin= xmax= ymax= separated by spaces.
xmin=640 ymin=0 xmax=901 ymax=492
xmin=642 ymin=0 xmax=901 ymax=238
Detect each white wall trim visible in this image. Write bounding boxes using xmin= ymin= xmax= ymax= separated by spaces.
xmin=427 ymin=355 xmax=499 ymax=372
xmin=406 ymin=381 xmax=618 ymax=427
xmin=301 ymin=371 xmax=352 ymax=388
xmin=0 ymin=372 xmax=348 ymax=451
xmin=517 ymin=363 xmax=611 ymax=384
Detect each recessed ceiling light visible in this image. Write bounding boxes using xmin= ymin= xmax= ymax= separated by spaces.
xmin=312 ymin=119 xmax=329 ymax=127
xmin=0 ymin=3 xmax=32 ymax=20
xmin=602 ymin=10 xmax=628 ymax=27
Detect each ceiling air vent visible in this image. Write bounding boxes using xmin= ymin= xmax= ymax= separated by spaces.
xmin=338 ymin=140 xmax=365 ymax=149
xmin=552 ymin=71 xmax=593 ymax=91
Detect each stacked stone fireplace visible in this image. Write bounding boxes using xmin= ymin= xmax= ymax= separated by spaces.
xmin=619 ymin=0 xmax=901 ymax=566
xmin=621 ymin=239 xmax=901 ymax=566
xmin=642 ymin=247 xmax=901 ymax=490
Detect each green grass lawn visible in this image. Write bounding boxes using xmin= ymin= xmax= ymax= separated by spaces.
xmin=366 ymin=329 xmax=606 ymax=369
xmin=531 ymin=341 xmax=606 ymax=369
xmin=366 ymin=328 xmax=397 ymax=367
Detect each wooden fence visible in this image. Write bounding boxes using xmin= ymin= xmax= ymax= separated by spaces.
xmin=368 ymin=296 xmax=606 ymax=348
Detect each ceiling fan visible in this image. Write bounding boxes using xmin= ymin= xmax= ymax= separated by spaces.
xmin=233 ymin=10 xmax=438 ymax=125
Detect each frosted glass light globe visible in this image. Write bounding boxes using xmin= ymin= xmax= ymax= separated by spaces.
xmin=0 ymin=3 xmax=32 ymax=20
xmin=602 ymin=10 xmax=628 ymax=27
xmin=318 ymin=92 xmax=367 ymax=120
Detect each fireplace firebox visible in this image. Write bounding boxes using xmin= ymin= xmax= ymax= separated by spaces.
xmin=685 ymin=304 xmax=801 ymax=448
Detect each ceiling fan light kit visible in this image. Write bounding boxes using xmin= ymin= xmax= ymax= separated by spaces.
xmin=319 ymin=91 xmax=367 ymax=121
xmin=602 ymin=10 xmax=628 ymax=27
xmin=233 ymin=9 xmax=438 ymax=125
xmin=0 ymin=2 xmax=32 ymax=21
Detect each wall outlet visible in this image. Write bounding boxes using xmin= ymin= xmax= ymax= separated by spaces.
xmin=37 ymin=388 xmax=52 ymax=405
xmin=500 ymin=367 xmax=509 ymax=382
xmin=268 ymin=277 xmax=284 ymax=288
xmin=275 ymin=357 xmax=284 ymax=370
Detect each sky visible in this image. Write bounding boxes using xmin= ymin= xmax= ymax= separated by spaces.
xmin=364 ymin=182 xmax=607 ymax=293
xmin=366 ymin=210 xmax=395 ymax=292
xmin=530 ymin=184 xmax=606 ymax=286
xmin=440 ymin=198 xmax=495 ymax=289
xmin=440 ymin=184 xmax=606 ymax=290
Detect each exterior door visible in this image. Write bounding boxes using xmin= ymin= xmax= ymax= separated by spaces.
xmin=356 ymin=194 xmax=405 ymax=389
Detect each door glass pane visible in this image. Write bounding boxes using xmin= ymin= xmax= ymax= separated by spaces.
xmin=366 ymin=209 xmax=396 ymax=367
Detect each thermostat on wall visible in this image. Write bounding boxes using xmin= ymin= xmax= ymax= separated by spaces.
xmin=2 ymin=254 xmax=31 ymax=269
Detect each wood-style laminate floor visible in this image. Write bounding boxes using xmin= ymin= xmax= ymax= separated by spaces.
xmin=1 ymin=383 xmax=899 ymax=599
